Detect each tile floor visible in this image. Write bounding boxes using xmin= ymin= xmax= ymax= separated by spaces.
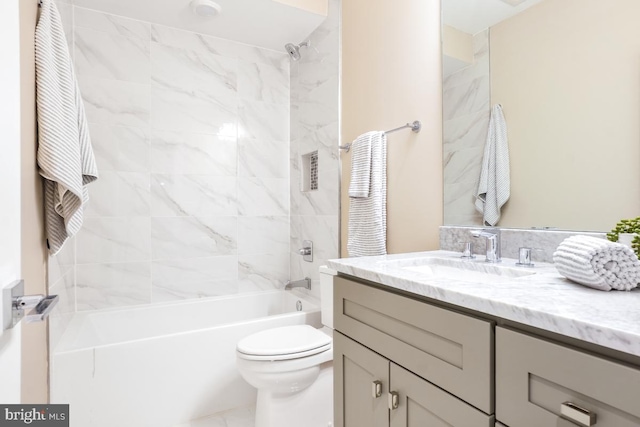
xmin=173 ymin=407 xmax=255 ymax=427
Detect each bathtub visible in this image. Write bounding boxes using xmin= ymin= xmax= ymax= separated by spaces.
xmin=50 ymin=290 xmax=321 ymax=427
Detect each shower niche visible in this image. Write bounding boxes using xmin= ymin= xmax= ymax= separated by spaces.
xmin=301 ymin=150 xmax=319 ymax=192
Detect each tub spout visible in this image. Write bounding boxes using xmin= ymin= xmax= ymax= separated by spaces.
xmin=285 ymin=277 xmax=311 ymax=290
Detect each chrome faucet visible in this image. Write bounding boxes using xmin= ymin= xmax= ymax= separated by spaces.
xmin=470 ymin=228 xmax=501 ymax=263
xmin=285 ymin=277 xmax=311 ymax=290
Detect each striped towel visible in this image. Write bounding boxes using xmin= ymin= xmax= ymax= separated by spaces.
xmin=553 ymin=235 xmax=640 ymax=291
xmin=475 ymin=104 xmax=510 ymax=226
xmin=347 ymin=131 xmax=387 ymax=257
xmin=35 ymin=0 xmax=98 ymax=255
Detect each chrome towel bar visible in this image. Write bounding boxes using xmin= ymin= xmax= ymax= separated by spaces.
xmin=339 ymin=120 xmax=421 ymax=152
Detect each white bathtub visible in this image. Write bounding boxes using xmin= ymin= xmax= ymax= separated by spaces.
xmin=51 ymin=290 xmax=321 ymax=427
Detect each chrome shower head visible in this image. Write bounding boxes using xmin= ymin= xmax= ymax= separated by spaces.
xmin=285 ymin=43 xmax=301 ymax=61
xmin=284 ymin=40 xmax=311 ymax=61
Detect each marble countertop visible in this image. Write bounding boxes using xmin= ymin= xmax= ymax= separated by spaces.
xmin=327 ymin=250 xmax=640 ymax=357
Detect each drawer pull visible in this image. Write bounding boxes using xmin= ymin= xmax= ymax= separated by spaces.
xmin=389 ymin=391 xmax=399 ymax=410
xmin=372 ymin=380 xmax=382 ymax=398
xmin=560 ymin=402 xmax=597 ymax=426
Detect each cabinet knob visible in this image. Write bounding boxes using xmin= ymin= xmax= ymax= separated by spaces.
xmin=560 ymin=402 xmax=597 ymax=426
xmin=388 ymin=391 xmax=399 ymax=410
xmin=372 ymin=380 xmax=382 ymax=398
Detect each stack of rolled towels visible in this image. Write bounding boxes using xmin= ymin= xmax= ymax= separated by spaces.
xmin=553 ymin=235 xmax=640 ymax=291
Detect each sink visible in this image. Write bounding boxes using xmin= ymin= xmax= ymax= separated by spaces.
xmin=388 ymin=257 xmax=537 ymax=281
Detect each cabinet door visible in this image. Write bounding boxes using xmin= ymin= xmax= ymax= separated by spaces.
xmin=334 ymin=332 xmax=389 ymax=427
xmin=389 ymin=363 xmax=494 ymax=427
xmin=496 ymin=327 xmax=640 ymax=427
xmin=335 ymin=277 xmax=494 ymax=413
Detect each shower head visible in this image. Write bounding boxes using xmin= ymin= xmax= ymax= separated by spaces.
xmin=284 ymin=40 xmax=311 ymax=61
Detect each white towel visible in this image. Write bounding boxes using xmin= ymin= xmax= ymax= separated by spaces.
xmin=36 ymin=0 xmax=98 ymax=255
xmin=553 ymin=235 xmax=640 ymax=291
xmin=475 ymin=104 xmax=510 ymax=226
xmin=347 ymin=131 xmax=387 ymax=257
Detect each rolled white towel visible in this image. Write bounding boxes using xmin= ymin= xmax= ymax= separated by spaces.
xmin=553 ymin=235 xmax=640 ymax=291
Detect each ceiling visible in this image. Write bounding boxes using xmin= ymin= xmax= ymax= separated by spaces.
xmin=443 ymin=0 xmax=544 ymax=35
xmin=71 ymin=0 xmax=327 ymax=52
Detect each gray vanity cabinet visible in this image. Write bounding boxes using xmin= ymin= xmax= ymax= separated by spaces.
xmin=333 ymin=276 xmax=495 ymax=427
xmin=334 ymin=331 xmax=388 ymax=427
xmin=334 ymin=332 xmax=494 ymax=427
xmin=496 ymin=327 xmax=640 ymax=427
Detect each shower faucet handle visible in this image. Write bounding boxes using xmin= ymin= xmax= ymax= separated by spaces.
xmin=298 ymin=240 xmax=313 ymax=262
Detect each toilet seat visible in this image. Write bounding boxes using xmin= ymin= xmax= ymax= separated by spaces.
xmin=237 ymin=325 xmax=332 ymax=361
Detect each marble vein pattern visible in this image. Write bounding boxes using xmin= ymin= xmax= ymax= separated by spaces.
xmin=288 ymin=0 xmax=341 ymax=302
xmin=328 ymin=250 xmax=640 ymax=357
xmin=76 ymin=262 xmax=151 ymax=310
xmin=440 ymin=226 xmax=606 ymax=263
xmin=443 ymin=30 xmax=490 ymax=227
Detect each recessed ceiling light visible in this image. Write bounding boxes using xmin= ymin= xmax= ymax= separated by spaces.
xmin=498 ymin=0 xmax=527 ymax=6
xmin=190 ymin=0 xmax=222 ymax=17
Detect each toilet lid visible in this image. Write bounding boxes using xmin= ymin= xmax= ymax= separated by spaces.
xmin=237 ymin=325 xmax=332 ymax=359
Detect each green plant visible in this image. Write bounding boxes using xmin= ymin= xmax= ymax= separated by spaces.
xmin=607 ymin=217 xmax=640 ymax=257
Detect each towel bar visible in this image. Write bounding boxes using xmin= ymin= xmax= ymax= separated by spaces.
xmin=339 ymin=120 xmax=421 ymax=153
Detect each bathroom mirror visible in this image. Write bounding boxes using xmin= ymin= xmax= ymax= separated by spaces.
xmin=442 ymin=0 xmax=640 ymax=232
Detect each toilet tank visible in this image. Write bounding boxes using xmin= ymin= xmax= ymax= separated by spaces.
xmin=319 ymin=266 xmax=337 ymax=329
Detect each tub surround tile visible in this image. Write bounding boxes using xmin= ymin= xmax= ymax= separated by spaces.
xmin=76 ymin=262 xmax=151 ymax=311
xmin=76 ymin=217 xmax=151 ymax=264
xmin=150 ymin=130 xmax=237 ymax=175
xmin=58 ymin=5 xmax=298 ymax=314
xmin=150 ymin=86 xmax=237 ymax=135
xmin=151 ymin=216 xmax=237 ymax=260
xmin=152 ymin=279 xmax=238 ymax=303
xmin=74 ymin=26 xmax=150 ymax=84
xmin=152 ymin=256 xmax=238 ymax=288
xmin=74 ymin=7 xmax=151 ymax=40
xmin=237 ymin=216 xmax=289 ymax=255
xmin=150 ymin=175 xmax=237 ymax=217
xmin=238 ymin=253 xmax=290 ymax=291
xmin=238 ymin=100 xmax=289 ymax=142
xmin=85 ymin=171 xmax=150 ymax=218
xmin=89 ymin=123 xmax=149 ymax=173
xmin=290 ymin=215 xmax=339 ymax=282
xmin=151 ymin=42 xmax=237 ymax=101
xmin=237 ymin=177 xmax=289 ymax=216
xmin=238 ymin=138 xmax=289 ymax=179
xmin=238 ymin=60 xmax=289 ymax=106
xmin=79 ymin=77 xmax=151 ymax=128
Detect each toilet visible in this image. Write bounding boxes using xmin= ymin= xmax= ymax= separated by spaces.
xmin=236 ymin=266 xmax=337 ymax=427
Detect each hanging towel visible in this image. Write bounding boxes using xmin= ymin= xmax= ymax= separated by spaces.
xmin=475 ymin=104 xmax=510 ymax=226
xmin=35 ymin=0 xmax=98 ymax=255
xmin=347 ymin=131 xmax=387 ymax=257
xmin=553 ymin=235 xmax=640 ymax=291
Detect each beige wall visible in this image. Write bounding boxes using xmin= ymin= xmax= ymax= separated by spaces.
xmin=490 ymin=0 xmax=640 ymax=231
xmin=272 ymin=0 xmax=328 ymax=15
xmin=341 ymin=0 xmax=443 ymax=256
xmin=20 ymin=0 xmax=48 ymax=403
xmin=443 ymin=25 xmax=473 ymax=64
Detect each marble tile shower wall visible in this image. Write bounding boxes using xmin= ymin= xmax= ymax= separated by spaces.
xmin=289 ymin=0 xmax=340 ymax=299
xmin=443 ymin=30 xmax=490 ymax=226
xmin=67 ymin=7 xmax=290 ymax=311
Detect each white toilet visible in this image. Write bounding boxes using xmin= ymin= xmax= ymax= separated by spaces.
xmin=236 ymin=266 xmax=336 ymax=427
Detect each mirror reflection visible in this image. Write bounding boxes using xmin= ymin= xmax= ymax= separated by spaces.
xmin=442 ymin=0 xmax=640 ymax=232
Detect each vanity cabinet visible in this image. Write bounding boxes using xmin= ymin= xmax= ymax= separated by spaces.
xmin=333 ymin=276 xmax=495 ymax=427
xmin=334 ymin=332 xmax=494 ymax=427
xmin=496 ymin=327 xmax=640 ymax=427
xmin=333 ymin=274 xmax=640 ymax=427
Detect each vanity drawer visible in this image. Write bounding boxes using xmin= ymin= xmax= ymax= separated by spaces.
xmin=496 ymin=327 xmax=640 ymax=427
xmin=334 ymin=276 xmax=494 ymax=414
